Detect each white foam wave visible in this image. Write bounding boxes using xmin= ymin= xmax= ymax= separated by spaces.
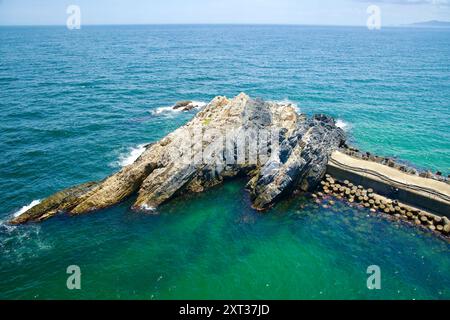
xmin=191 ymin=101 xmax=207 ymax=108
xmin=0 ymin=219 xmax=16 ymax=233
xmin=117 ymin=144 xmax=147 ymax=167
xmin=336 ymin=119 xmax=350 ymax=131
xmin=0 ymin=200 xmax=53 ymax=262
xmin=150 ymin=101 xmax=207 ymax=116
xmin=152 ymin=106 xmax=181 ymax=115
xmin=13 ymin=199 xmax=41 ymax=218
xmin=141 ymin=204 xmax=156 ymax=212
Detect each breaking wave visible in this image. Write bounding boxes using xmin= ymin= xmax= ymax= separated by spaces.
xmin=114 ymin=144 xmax=147 ymax=167
xmin=141 ymin=204 xmax=156 ymax=212
xmin=150 ymin=101 xmax=207 ymax=116
xmin=13 ymin=199 xmax=41 ymax=218
xmin=336 ymin=119 xmax=350 ymax=131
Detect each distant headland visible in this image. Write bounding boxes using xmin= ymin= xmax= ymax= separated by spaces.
xmin=407 ymin=20 xmax=450 ymax=27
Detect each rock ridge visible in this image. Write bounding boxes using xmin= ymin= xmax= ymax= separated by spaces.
xmin=11 ymin=93 xmax=345 ymax=224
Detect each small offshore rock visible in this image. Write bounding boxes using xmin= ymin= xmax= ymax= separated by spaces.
xmin=173 ymin=100 xmax=192 ymax=110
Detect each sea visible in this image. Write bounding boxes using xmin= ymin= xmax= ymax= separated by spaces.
xmin=0 ymin=25 xmax=449 ymax=299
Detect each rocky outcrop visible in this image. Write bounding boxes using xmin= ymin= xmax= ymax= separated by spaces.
xmin=172 ymin=100 xmax=204 ymax=111
xmin=248 ymin=114 xmax=345 ymax=210
xmin=11 ymin=182 xmax=99 ymax=224
xmin=173 ymin=100 xmax=193 ymax=110
xmin=11 ymin=93 xmax=345 ymax=224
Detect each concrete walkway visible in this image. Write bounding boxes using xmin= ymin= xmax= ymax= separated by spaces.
xmin=327 ymin=151 xmax=450 ymax=217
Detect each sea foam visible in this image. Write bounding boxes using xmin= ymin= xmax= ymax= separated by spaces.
xmin=141 ymin=204 xmax=156 ymax=212
xmin=0 ymin=199 xmax=42 ymax=237
xmin=116 ymin=144 xmax=147 ymax=167
xmin=336 ymin=119 xmax=350 ymax=131
xmin=151 ymin=101 xmax=207 ymax=116
xmin=0 ymin=220 xmax=51 ymax=263
xmin=13 ymin=199 xmax=41 ymax=218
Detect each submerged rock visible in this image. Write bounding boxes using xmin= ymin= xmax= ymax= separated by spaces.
xmin=11 ymin=93 xmax=345 ymax=224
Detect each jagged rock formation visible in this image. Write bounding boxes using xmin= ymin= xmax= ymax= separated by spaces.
xmin=11 ymin=93 xmax=345 ymax=224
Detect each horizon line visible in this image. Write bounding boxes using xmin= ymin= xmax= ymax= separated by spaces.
xmin=0 ymin=22 xmax=434 ymax=28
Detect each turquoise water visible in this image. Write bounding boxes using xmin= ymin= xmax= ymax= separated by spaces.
xmin=0 ymin=25 xmax=449 ymax=299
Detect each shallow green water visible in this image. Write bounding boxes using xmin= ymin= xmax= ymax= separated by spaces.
xmin=0 ymin=25 xmax=449 ymax=299
xmin=1 ymin=180 xmax=449 ymax=299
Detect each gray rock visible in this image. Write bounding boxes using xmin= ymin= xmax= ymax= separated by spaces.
xmin=11 ymin=93 xmax=345 ymax=223
xmin=173 ymin=100 xmax=192 ymax=109
xmin=249 ymin=114 xmax=345 ymax=210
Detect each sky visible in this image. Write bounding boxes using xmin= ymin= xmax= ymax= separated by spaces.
xmin=0 ymin=0 xmax=449 ymax=26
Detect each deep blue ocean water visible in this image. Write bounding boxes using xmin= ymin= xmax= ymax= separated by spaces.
xmin=0 ymin=25 xmax=449 ymax=299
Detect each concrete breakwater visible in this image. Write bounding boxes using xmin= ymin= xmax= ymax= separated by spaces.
xmin=327 ymin=151 xmax=450 ymax=218
xmin=314 ymin=174 xmax=450 ymax=239
xmin=340 ymin=145 xmax=449 ymax=183
xmin=322 ymin=151 xmax=450 ymax=239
